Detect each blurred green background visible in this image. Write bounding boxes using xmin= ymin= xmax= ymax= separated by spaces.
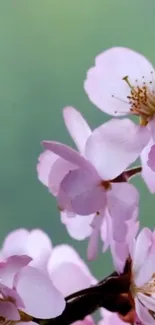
xmin=0 ymin=0 xmax=155 ymax=279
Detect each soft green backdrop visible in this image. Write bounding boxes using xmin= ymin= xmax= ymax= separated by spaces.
xmin=0 ymin=0 xmax=155 ymax=279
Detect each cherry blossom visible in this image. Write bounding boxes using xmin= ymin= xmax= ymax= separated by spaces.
xmin=112 ymin=228 xmax=155 ymax=325
xmin=84 ymin=47 xmax=155 ymax=192
xmin=0 ymin=229 xmax=96 ymax=296
xmin=0 ymin=255 xmax=65 ymax=322
xmin=38 ymin=107 xmax=144 ymax=259
xmin=129 ymin=228 xmax=155 ymax=325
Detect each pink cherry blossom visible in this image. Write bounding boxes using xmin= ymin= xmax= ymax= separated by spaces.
xmin=84 ymin=46 xmax=155 ymax=192
xmin=1 ymin=229 xmax=96 ymax=296
xmin=0 ymin=255 xmax=65 ymax=321
xmin=116 ymin=228 xmax=155 ymax=325
xmin=0 ymin=228 xmax=52 ymax=270
xmin=39 ymin=107 xmax=143 ymax=260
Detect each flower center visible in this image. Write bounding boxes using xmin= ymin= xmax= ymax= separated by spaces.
xmin=135 ymin=273 xmax=155 ymax=296
xmin=100 ymin=180 xmax=111 ymax=190
xmin=123 ymin=73 xmax=155 ymax=125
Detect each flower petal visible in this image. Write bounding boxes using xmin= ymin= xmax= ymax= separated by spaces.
xmin=25 ymin=229 xmax=52 ymax=270
xmin=148 ymin=118 xmax=155 ymax=142
xmin=58 ymin=168 xmax=106 ymax=215
xmin=1 ymin=229 xmax=29 ymax=258
xmin=0 ymin=255 xmax=32 ymax=288
xmin=47 ymin=245 xmax=95 ymax=296
xmin=107 ymin=183 xmax=139 ymax=239
xmin=42 ymin=141 xmax=92 ymax=170
xmin=84 ymin=47 xmax=154 ymax=116
xmin=141 ymin=139 xmax=155 ymax=193
xmin=137 ymin=293 xmax=155 ymax=312
xmin=48 ymin=157 xmax=76 ymax=196
xmin=135 ymin=297 xmax=155 ymax=325
xmin=37 ymin=150 xmax=58 ymax=187
xmin=61 ymin=212 xmax=94 ymax=240
xmin=85 ymin=118 xmax=150 ymax=180
xmin=132 ymin=228 xmax=153 ymax=274
xmin=135 ymin=241 xmax=155 ymax=287
xmin=87 ymin=212 xmax=104 ymax=260
xmin=147 ymin=144 xmax=155 ymax=172
xmin=0 ymin=283 xmax=24 ymax=308
xmin=63 ymin=106 xmax=91 ymax=154
xmin=0 ymin=301 xmax=20 ymax=321
xmin=16 ymin=266 xmax=65 ymax=319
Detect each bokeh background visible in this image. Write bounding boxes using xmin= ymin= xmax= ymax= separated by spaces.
xmin=0 ymin=0 xmax=155 ymax=279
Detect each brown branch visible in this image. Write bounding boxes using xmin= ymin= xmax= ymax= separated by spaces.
xmin=34 ymin=272 xmax=131 ymax=325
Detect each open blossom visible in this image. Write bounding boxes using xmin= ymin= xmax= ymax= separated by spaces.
xmin=0 ymin=228 xmax=96 ymax=296
xmin=129 ymin=228 xmax=155 ymax=325
xmin=113 ymin=228 xmax=155 ymax=324
xmin=0 ymin=254 xmax=65 ymax=323
xmin=38 ymin=106 xmax=142 ymax=259
xmin=84 ymin=47 xmax=155 ymax=192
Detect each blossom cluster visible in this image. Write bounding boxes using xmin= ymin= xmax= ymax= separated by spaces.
xmin=1 ymin=47 xmax=155 ymax=325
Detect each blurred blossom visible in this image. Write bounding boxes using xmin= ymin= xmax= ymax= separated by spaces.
xmin=84 ymin=47 xmax=155 ymax=192
xmin=38 ymin=107 xmax=139 ymax=260
xmin=1 ymin=228 xmax=96 ymax=296
xmin=0 ymin=254 xmax=65 ymax=322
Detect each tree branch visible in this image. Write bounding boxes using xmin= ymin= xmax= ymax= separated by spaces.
xmin=34 ymin=272 xmax=131 ymax=325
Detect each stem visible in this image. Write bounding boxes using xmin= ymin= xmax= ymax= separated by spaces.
xmin=111 ymin=166 xmax=142 ymax=183
xmin=33 ymin=273 xmax=131 ymax=325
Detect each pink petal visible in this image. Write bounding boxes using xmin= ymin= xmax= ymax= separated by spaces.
xmin=135 ymin=241 xmax=155 ymax=287
xmin=85 ymin=118 xmax=150 ymax=180
xmin=87 ymin=212 xmax=104 ymax=260
xmin=25 ymin=229 xmax=52 ymax=269
xmin=47 ymin=245 xmax=96 ymax=296
xmin=135 ymin=297 xmax=155 ymax=325
xmin=100 ymin=211 xmax=111 ymax=252
xmin=147 ymin=143 xmax=155 ymax=172
xmin=73 ymin=316 xmax=95 ymax=325
xmin=141 ymin=139 xmax=155 ymax=193
xmin=84 ymin=47 xmax=154 ymax=116
xmin=61 ymin=212 xmax=94 ymax=240
xmin=1 ymin=229 xmax=29 ymax=258
xmin=148 ymin=118 xmax=155 ymax=142
xmin=59 ymin=168 xmax=106 ymax=215
xmin=0 ymin=283 xmax=24 ymax=308
xmin=0 ymin=255 xmax=32 ymax=288
xmin=37 ymin=150 xmax=58 ymax=187
xmin=63 ymin=106 xmax=91 ymax=154
xmin=107 ymin=183 xmax=139 ymax=237
xmin=107 ymin=209 xmax=139 ymax=274
xmin=0 ymin=301 xmax=20 ymax=321
xmin=132 ymin=228 xmax=153 ymax=272
xmin=16 ymin=266 xmax=65 ymax=318
xmin=48 ymin=157 xmax=76 ymax=195
xmin=42 ymin=141 xmax=92 ymax=170
xmin=137 ymin=293 xmax=155 ymax=312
